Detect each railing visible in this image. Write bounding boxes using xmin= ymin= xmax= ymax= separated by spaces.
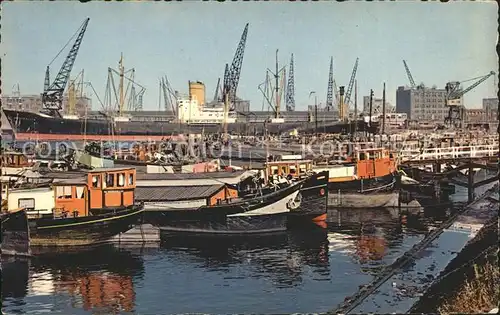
xmin=399 ymin=144 xmax=499 ymax=163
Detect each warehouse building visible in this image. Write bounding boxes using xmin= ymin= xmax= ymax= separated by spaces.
xmin=1 ymin=94 xmax=91 ymax=116
xmin=396 ymin=86 xmax=454 ymax=121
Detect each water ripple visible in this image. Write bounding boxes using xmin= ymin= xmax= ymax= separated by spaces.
xmin=3 ymin=214 xmax=436 ymax=314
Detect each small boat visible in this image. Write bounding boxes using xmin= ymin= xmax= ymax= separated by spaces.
xmin=312 ymin=147 xmax=398 ymax=208
xmin=1 ymin=151 xmax=36 ymax=183
xmin=248 ymin=159 xmax=329 ymax=226
xmin=4 ymin=167 xmax=144 ymax=246
xmin=315 ymin=147 xmax=398 ymax=193
xmin=1 ymin=208 xmax=31 ymax=257
xmin=151 ymin=179 xmax=304 ymax=235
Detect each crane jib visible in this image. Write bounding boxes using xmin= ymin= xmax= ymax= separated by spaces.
xmin=42 ymin=18 xmax=90 ymax=112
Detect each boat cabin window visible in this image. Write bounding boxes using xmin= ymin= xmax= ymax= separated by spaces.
xmin=76 ymin=186 xmax=85 ymax=199
xmin=128 ymin=173 xmax=134 ymax=185
xmin=271 ymin=166 xmax=279 ymax=175
xmin=118 ymin=173 xmax=125 ymax=187
xmin=281 ymin=166 xmax=287 ymax=175
xmin=359 ymin=153 xmax=366 ymax=160
xmin=106 ymin=173 xmax=115 ymax=187
xmin=56 ymin=186 xmax=73 ymax=199
xmin=92 ymin=175 xmax=101 ymax=188
xmin=18 ymin=198 xmax=35 ymax=211
xmin=299 ymin=164 xmax=307 ymax=174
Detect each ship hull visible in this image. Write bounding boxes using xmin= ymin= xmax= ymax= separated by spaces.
xmin=27 ymin=205 xmax=144 ymax=246
xmin=3 ymin=109 xmax=378 ymax=141
xmin=1 ymin=209 xmax=31 ymax=257
xmin=154 ymin=183 xmax=302 ymax=235
xmin=327 ymin=172 xmax=396 ymax=193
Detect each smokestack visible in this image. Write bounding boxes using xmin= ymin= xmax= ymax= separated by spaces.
xmin=354 ymin=80 xmax=358 ymax=135
xmin=339 ymin=86 xmax=345 ymax=121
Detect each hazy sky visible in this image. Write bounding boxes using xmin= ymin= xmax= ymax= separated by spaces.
xmin=1 ymin=1 xmax=498 ymax=111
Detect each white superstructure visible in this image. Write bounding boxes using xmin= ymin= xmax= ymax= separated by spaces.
xmin=177 ymin=96 xmax=237 ymax=124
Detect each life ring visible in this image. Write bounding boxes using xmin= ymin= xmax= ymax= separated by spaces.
xmin=37 ymin=142 xmax=51 ymax=156
xmin=287 ymin=193 xmax=302 ymax=210
xmin=319 ymin=188 xmax=325 ymax=196
xmin=58 ymin=143 xmax=68 ymax=155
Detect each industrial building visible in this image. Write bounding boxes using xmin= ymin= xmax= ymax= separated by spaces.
xmin=396 ymin=86 xmax=451 ymax=121
xmin=482 ymin=98 xmax=498 ymax=114
xmin=1 ymin=94 xmax=91 ymax=116
xmin=362 ymin=96 xmax=393 ymax=114
xmin=482 ymin=97 xmax=499 ymax=121
xmin=462 ymin=98 xmax=499 ymax=123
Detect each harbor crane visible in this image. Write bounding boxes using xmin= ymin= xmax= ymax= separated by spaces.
xmin=285 ymin=53 xmax=295 ymax=111
xmin=213 ymin=78 xmax=221 ymax=103
xmin=326 ymin=57 xmax=334 ymax=112
xmin=403 ymin=60 xmax=416 ymax=89
xmin=160 ymin=76 xmax=177 ymax=115
xmin=221 ymin=23 xmax=249 ymax=110
xmin=344 ymin=58 xmax=358 ymax=108
xmin=402 ymin=60 xmax=425 ymax=89
xmin=444 ymin=70 xmax=496 ymax=127
xmin=338 ymin=57 xmax=359 ymax=120
xmin=42 ymin=18 xmax=90 ymax=118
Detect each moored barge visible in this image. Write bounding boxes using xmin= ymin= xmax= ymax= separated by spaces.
xmin=4 ymin=167 xmax=144 ymax=246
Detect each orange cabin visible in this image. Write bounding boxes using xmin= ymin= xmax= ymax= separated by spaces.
xmin=53 ymin=168 xmax=136 ymax=217
xmin=352 ymin=148 xmax=396 ymax=179
xmin=132 ymin=143 xmax=159 ymax=161
xmin=1 ymin=152 xmax=34 ymax=168
xmin=209 ymin=185 xmax=239 ymax=206
xmin=56 ymin=273 xmax=135 ymax=313
xmin=265 ymin=160 xmax=314 ymax=179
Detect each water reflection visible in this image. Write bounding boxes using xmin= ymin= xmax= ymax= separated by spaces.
xmin=1 ymin=208 xmax=436 ymax=314
xmin=2 ymin=257 xmax=30 ymax=300
xmin=2 ymin=245 xmax=144 ymax=315
xmin=161 ymin=228 xmax=330 ymax=288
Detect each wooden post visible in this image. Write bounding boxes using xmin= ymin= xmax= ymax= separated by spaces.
xmin=434 ymin=162 xmax=441 ymax=173
xmin=468 ymin=165 xmax=475 ymax=203
xmin=434 ymin=179 xmax=441 ymax=201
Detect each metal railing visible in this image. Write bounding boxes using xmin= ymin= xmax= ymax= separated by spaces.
xmin=399 ymin=144 xmax=498 ymax=162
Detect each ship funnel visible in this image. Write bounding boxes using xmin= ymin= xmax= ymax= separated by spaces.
xmin=339 ymin=86 xmax=346 ymax=120
xmin=189 ymin=81 xmax=206 ymax=106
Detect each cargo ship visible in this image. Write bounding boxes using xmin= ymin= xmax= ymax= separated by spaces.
xmin=2 ymin=80 xmax=378 ymax=142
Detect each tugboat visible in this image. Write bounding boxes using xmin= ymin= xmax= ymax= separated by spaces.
xmin=314 ymin=147 xmax=399 ymax=208
xmin=4 ymin=167 xmax=144 ymax=246
xmin=250 ymin=158 xmax=329 ymax=227
xmin=152 ymin=180 xmax=303 ymax=235
xmin=141 ymin=156 xmax=329 ymax=234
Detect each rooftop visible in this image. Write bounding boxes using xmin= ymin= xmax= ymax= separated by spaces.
xmin=136 ymin=170 xmax=247 ymax=181
xmin=135 ymin=184 xmax=223 ymax=202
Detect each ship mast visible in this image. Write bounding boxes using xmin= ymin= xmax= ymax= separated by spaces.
xmin=119 ymin=53 xmax=125 ymax=116
xmin=275 ymin=49 xmax=280 ymax=119
xmin=223 ymin=82 xmax=229 ymax=143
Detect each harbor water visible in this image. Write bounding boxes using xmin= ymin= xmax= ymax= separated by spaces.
xmin=2 ymin=221 xmax=427 ymax=314
xmin=1 ymin=168 xmax=495 ymax=314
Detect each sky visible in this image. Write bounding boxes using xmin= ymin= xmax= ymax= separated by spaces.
xmin=1 ymin=1 xmax=498 ymax=112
